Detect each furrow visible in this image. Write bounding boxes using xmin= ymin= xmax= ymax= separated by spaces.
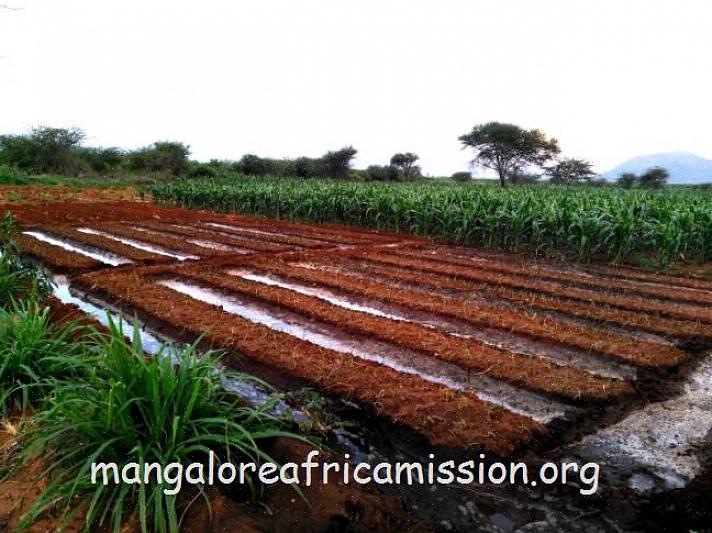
xmin=183 ymin=269 xmax=632 ymax=401
xmin=247 ymin=257 xmax=687 ymax=367
xmin=358 ymin=250 xmax=712 ymax=325
xmin=76 ymin=269 xmax=546 ymax=454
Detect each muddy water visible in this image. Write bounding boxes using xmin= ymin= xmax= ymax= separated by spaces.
xmin=23 ymin=231 xmax=132 ymax=266
xmin=53 ymin=276 xmax=165 ymax=354
xmin=229 ymin=270 xmax=407 ymax=321
xmin=76 ymin=227 xmax=199 ymax=261
xmin=571 ymin=349 xmax=712 ymax=493
xmin=159 ymin=278 xmax=573 ymax=424
xmin=53 ymin=277 xmax=301 ymax=419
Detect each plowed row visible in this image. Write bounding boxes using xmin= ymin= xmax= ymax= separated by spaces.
xmin=76 ymin=266 xmax=544 ymax=455
xmin=11 ymin=200 xmax=712 ymax=457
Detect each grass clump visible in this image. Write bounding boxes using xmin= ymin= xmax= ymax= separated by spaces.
xmin=17 ymin=318 xmax=306 ymax=533
xmin=0 ymin=212 xmax=53 ymax=308
xmin=0 ymin=301 xmax=91 ymax=415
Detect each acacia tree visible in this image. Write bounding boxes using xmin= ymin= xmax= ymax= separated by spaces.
xmin=321 ymin=146 xmax=357 ymax=179
xmin=390 ymin=152 xmax=420 ymax=180
xmin=458 ymin=122 xmax=560 ymax=187
xmin=547 ymin=158 xmax=596 ymax=184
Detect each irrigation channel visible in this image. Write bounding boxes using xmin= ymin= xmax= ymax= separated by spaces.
xmin=9 ymin=199 xmax=712 ymax=532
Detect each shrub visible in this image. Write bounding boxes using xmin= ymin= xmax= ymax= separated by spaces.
xmin=0 ymin=127 xmax=85 ymax=175
xmin=75 ymin=146 xmax=125 ymax=174
xmin=451 ymin=171 xmax=472 ymax=182
xmin=126 ymin=142 xmax=191 ymax=176
xmin=186 ymin=163 xmax=216 ymax=179
xmin=365 ymin=165 xmax=400 ymax=182
xmin=18 ymin=319 xmax=306 ymax=532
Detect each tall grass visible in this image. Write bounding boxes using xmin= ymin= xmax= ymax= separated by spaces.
xmin=17 ymin=318 xmax=306 ymax=533
xmin=150 ymin=178 xmax=712 ymax=266
xmin=0 ymin=301 xmax=92 ymax=415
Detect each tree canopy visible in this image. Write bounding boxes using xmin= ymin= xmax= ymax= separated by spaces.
xmin=547 ymin=158 xmax=596 ymax=184
xmin=458 ymin=122 xmax=560 ymax=187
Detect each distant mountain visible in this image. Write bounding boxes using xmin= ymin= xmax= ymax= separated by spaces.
xmin=600 ymin=152 xmax=712 ymax=184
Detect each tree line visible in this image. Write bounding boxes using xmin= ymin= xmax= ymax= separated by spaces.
xmin=0 ymin=125 xmax=672 ymax=187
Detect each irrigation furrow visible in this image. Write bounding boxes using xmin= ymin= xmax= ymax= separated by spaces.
xmin=204 ymin=220 xmax=393 ymax=246
xmin=94 ymin=223 xmax=211 ymax=258
xmin=201 ymin=222 xmax=334 ymax=249
xmin=355 ymin=251 xmax=712 ymax=325
xmin=313 ymin=255 xmax=712 ymax=341
xmin=76 ymin=269 xmax=546 ymax=454
xmin=45 ymin=225 xmax=164 ymax=263
xmin=394 ymin=247 xmax=712 ymax=307
xmin=230 ymin=268 xmax=637 ymax=380
xmin=21 ymin=231 xmax=131 ymax=266
xmin=181 ymin=269 xmax=632 ymax=401
xmin=15 ymin=233 xmax=101 ymax=271
xmin=246 ymin=257 xmax=687 ymax=367
xmin=134 ymin=221 xmax=294 ymax=253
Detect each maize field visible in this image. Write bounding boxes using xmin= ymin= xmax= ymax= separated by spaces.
xmin=151 ymin=178 xmax=712 ymax=267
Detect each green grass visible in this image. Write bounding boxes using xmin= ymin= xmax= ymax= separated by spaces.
xmin=16 ymin=318 xmax=308 ymax=533
xmin=150 ymin=177 xmax=712 ymax=267
xmin=0 ymin=301 xmax=93 ymax=415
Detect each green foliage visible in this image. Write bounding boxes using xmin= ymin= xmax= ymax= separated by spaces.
xmin=616 ymin=172 xmax=638 ymax=189
xmin=0 ymin=127 xmax=86 ymax=175
xmin=365 ymin=164 xmax=400 ymax=182
xmin=639 ymin=166 xmax=669 ymax=189
xmin=186 ymin=163 xmax=217 ymax=179
xmin=0 ymin=302 xmax=92 ymax=414
xmin=18 ymin=318 xmax=304 ymax=533
xmin=75 ymin=146 xmax=125 ymax=174
xmin=0 ymin=212 xmax=54 ymax=308
xmin=319 ymin=146 xmax=357 ymax=179
xmin=389 ymin=152 xmax=420 ymax=180
xmin=126 ymin=142 xmax=191 ymax=176
xmin=546 ymin=158 xmax=596 ymax=184
xmin=459 ymin=122 xmax=560 ymax=187
xmin=450 ymin=171 xmax=472 ymax=182
xmin=151 ymin=178 xmax=712 ymax=266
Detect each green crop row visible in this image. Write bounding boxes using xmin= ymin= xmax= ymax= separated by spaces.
xmin=149 ymin=178 xmax=712 ymax=266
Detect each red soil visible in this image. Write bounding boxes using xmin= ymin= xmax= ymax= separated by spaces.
xmin=355 ymin=250 xmax=712 ymax=325
xmin=399 ymin=246 xmax=712 ymax=307
xmin=179 ymin=267 xmax=632 ymax=401
xmin=316 ymin=256 xmax=712 ymax=341
xmin=77 ymin=266 xmax=545 ymax=455
xmin=240 ymin=253 xmax=687 ymax=367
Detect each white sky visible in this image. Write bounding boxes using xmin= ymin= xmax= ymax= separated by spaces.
xmin=1 ymin=0 xmax=711 ymax=176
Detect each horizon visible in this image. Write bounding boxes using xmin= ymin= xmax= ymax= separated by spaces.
xmin=2 ymin=0 xmax=712 ymax=176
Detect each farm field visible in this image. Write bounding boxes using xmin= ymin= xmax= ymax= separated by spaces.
xmin=3 ymin=190 xmax=712 ymax=531
xmin=151 ymin=178 xmax=712 ymax=268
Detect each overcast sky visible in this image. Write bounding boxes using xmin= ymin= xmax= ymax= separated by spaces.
xmin=1 ymin=0 xmax=711 ymax=176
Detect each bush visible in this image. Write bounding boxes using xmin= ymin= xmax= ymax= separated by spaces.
xmin=18 ymin=320 xmax=306 ymax=532
xmin=365 ymin=165 xmax=400 ymax=182
xmin=0 ymin=127 xmax=85 ymax=175
xmin=127 ymin=142 xmax=191 ymax=176
xmin=451 ymin=171 xmax=472 ymax=182
xmin=186 ymin=163 xmax=216 ymax=179
xmin=75 ymin=146 xmax=125 ymax=174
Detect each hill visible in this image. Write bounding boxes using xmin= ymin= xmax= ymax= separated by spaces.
xmin=600 ymin=152 xmax=712 ymax=184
